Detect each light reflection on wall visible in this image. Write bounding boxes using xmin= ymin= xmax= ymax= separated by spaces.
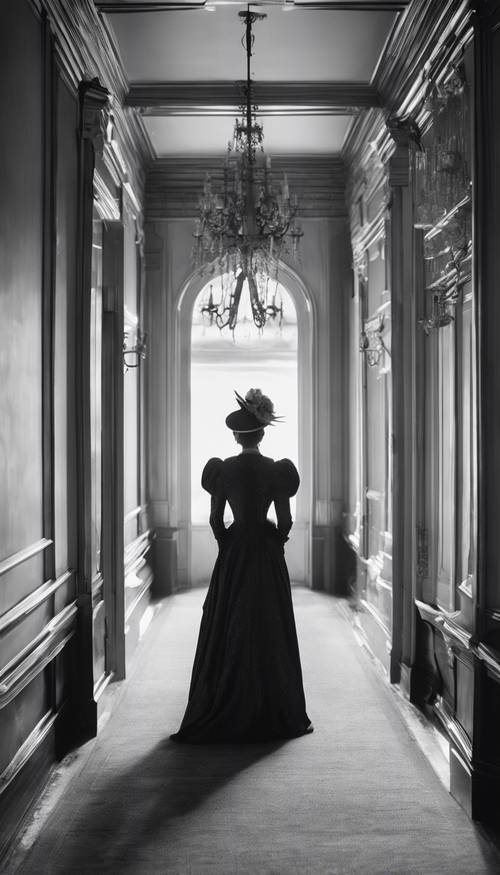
xmin=191 ymin=274 xmax=298 ymax=525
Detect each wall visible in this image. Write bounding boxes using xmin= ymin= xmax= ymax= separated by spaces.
xmin=343 ymin=0 xmax=500 ymax=824
xmin=0 ymin=1 xmax=78 ymax=854
xmin=0 ymin=0 xmax=152 ymax=859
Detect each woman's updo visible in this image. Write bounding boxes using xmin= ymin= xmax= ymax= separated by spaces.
xmin=234 ymin=428 xmax=265 ymax=449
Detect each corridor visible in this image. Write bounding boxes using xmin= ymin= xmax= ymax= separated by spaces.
xmin=8 ymin=590 xmax=499 ymax=875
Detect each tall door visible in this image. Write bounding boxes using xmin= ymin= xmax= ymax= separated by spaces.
xmin=90 ymin=212 xmax=105 ymax=695
xmin=89 ymin=214 xmax=125 ymax=698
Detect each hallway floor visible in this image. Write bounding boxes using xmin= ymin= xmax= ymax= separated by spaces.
xmin=10 ymin=588 xmax=500 ymax=874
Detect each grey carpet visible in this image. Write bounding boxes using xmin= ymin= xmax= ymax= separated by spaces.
xmin=14 ymin=588 xmax=500 ymax=874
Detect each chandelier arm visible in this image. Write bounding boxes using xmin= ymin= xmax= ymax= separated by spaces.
xmin=228 ymin=270 xmax=246 ymax=332
xmin=247 ymin=272 xmax=266 ymax=329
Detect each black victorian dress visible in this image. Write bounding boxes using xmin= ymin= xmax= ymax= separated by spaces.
xmin=171 ymin=451 xmax=311 ymax=743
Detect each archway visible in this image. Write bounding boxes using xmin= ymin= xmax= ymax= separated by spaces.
xmin=174 ymin=262 xmax=314 ymax=588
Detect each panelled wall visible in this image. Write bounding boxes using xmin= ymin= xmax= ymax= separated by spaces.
xmin=122 ymin=203 xmax=153 ymax=657
xmin=0 ymin=4 xmax=78 ymax=853
xmin=0 ymin=0 xmax=153 ymax=857
xmin=346 ymin=134 xmax=394 ymax=675
xmin=344 ymin=0 xmax=500 ymax=822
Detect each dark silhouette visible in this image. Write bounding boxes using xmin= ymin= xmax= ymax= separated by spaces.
xmin=172 ymin=391 xmax=312 ymax=743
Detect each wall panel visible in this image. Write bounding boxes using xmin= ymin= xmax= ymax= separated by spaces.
xmin=54 ymin=77 xmax=78 ymax=579
xmin=0 ymin=554 xmax=46 ymax=614
xmin=0 ymin=679 xmax=48 ymax=776
xmin=0 ymin=0 xmax=44 ymax=561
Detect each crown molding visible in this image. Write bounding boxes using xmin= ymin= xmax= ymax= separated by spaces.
xmin=126 ymin=81 xmax=380 ymax=116
xmin=146 ymin=156 xmax=347 ymax=220
xmin=374 ymin=0 xmax=473 ymax=117
xmin=96 ymin=1 xmax=203 ymax=10
xmin=96 ymin=0 xmax=409 ymax=9
xmin=290 ymin=1 xmax=408 ymax=7
xmin=95 ymin=0 xmax=412 ymax=9
xmin=42 ymin=0 xmax=127 ymax=96
xmin=343 ymin=0 xmax=473 ymax=174
xmin=40 ymin=0 xmax=153 ymax=199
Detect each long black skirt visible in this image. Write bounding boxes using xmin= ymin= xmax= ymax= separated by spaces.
xmin=171 ymin=521 xmax=311 ymax=743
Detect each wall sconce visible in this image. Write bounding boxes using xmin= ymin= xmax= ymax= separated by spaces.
xmin=123 ymin=328 xmax=147 ymax=371
xmin=360 ymin=314 xmax=390 ymax=368
xmin=418 ymin=282 xmax=460 ymax=335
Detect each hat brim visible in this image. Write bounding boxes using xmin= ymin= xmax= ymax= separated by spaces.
xmin=225 ymin=409 xmax=266 ymax=432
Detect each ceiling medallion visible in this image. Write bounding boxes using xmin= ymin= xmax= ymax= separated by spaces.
xmin=193 ymin=6 xmax=303 ymax=333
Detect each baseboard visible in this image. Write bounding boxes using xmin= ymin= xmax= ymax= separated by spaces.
xmin=0 ymin=715 xmax=56 ymax=864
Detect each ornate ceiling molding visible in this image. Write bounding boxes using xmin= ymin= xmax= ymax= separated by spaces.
xmin=343 ymin=1 xmax=473 ymax=184
xmin=146 ymin=156 xmax=347 ymax=220
xmin=126 ymin=81 xmax=380 ymax=116
xmin=374 ymin=0 xmax=473 ymax=119
xmin=96 ymin=1 xmax=409 ymax=11
xmin=40 ymin=0 xmax=154 ymax=201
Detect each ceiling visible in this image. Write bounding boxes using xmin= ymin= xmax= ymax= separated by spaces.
xmin=97 ymin=1 xmax=410 ymax=158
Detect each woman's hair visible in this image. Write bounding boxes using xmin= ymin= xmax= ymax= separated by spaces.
xmin=234 ymin=428 xmax=265 ymax=449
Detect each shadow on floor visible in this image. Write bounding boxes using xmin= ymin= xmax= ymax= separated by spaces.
xmin=43 ymin=737 xmax=286 ymax=872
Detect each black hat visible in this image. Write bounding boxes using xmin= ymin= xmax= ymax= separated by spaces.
xmin=225 ymin=389 xmax=281 ymax=433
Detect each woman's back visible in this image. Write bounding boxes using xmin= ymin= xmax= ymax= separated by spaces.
xmin=202 ymin=453 xmax=299 ymax=538
xmin=219 ymin=453 xmax=275 ymax=523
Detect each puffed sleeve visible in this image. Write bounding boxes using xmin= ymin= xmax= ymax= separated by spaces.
xmin=273 ymin=458 xmax=300 ymax=497
xmin=201 ymin=457 xmax=224 ymax=494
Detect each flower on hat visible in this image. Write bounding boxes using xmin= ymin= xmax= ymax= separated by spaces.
xmin=235 ymin=388 xmax=281 ymax=426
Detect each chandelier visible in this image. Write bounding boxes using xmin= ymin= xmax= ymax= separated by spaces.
xmin=193 ymin=7 xmax=303 ymax=332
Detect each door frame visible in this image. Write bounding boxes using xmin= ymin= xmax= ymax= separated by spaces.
xmin=171 ymin=261 xmax=315 ymax=588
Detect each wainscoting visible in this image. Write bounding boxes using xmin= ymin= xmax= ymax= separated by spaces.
xmin=0 ymin=545 xmax=77 ymax=859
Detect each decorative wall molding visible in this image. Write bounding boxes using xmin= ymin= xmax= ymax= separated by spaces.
xmin=146 ymin=156 xmax=347 ymax=220
xmin=415 ymin=600 xmax=500 ymax=677
xmin=41 ymin=0 xmax=152 ymax=197
xmin=80 ymin=78 xmax=109 ymax=151
xmin=124 ymin=505 xmax=146 ymax=525
xmin=434 ymin=697 xmax=473 ymax=763
xmin=374 ymin=0 xmax=473 ymax=119
xmin=127 ymin=81 xmax=381 ymax=116
xmin=93 ymin=170 xmax=120 ymax=220
xmin=385 ymin=115 xmax=419 ymax=188
xmin=0 ymin=602 xmax=77 ymax=710
xmin=349 ymin=209 xmax=386 ymax=282
xmin=125 ymin=578 xmax=152 ymax=624
xmin=344 ymin=2 xmax=473 ymax=179
xmin=360 ymin=308 xmax=391 ymax=370
xmin=0 ymin=539 xmax=52 ymax=577
xmin=124 ymin=530 xmax=152 ymax=575
xmin=359 ymin=595 xmax=391 ymax=639
xmin=477 ymin=644 xmax=500 ymax=684
xmin=0 ymin=570 xmax=73 ymax=635
xmin=0 ymin=710 xmax=57 ymax=796
xmin=352 ymin=245 xmax=369 ymax=284
xmin=97 ymin=1 xmax=410 ymax=9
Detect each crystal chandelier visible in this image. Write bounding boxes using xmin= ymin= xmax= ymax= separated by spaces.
xmin=193 ymin=7 xmax=303 ymax=332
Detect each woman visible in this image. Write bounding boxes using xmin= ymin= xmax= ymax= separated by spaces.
xmin=172 ymin=389 xmax=312 ymax=743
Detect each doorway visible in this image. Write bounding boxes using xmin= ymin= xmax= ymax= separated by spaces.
xmin=174 ymin=262 xmax=313 ymax=589
xmin=190 ymin=274 xmax=300 ymax=583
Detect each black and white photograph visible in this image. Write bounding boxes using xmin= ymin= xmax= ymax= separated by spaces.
xmin=1 ymin=0 xmax=500 ymax=872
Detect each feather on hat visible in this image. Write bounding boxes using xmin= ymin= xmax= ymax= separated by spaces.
xmin=225 ymin=388 xmax=282 ymax=432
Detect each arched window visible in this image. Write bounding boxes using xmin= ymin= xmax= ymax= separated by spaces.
xmin=191 ymin=273 xmax=298 ymax=526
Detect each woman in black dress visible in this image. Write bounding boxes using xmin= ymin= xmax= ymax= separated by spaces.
xmin=172 ymin=389 xmax=312 ymax=743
